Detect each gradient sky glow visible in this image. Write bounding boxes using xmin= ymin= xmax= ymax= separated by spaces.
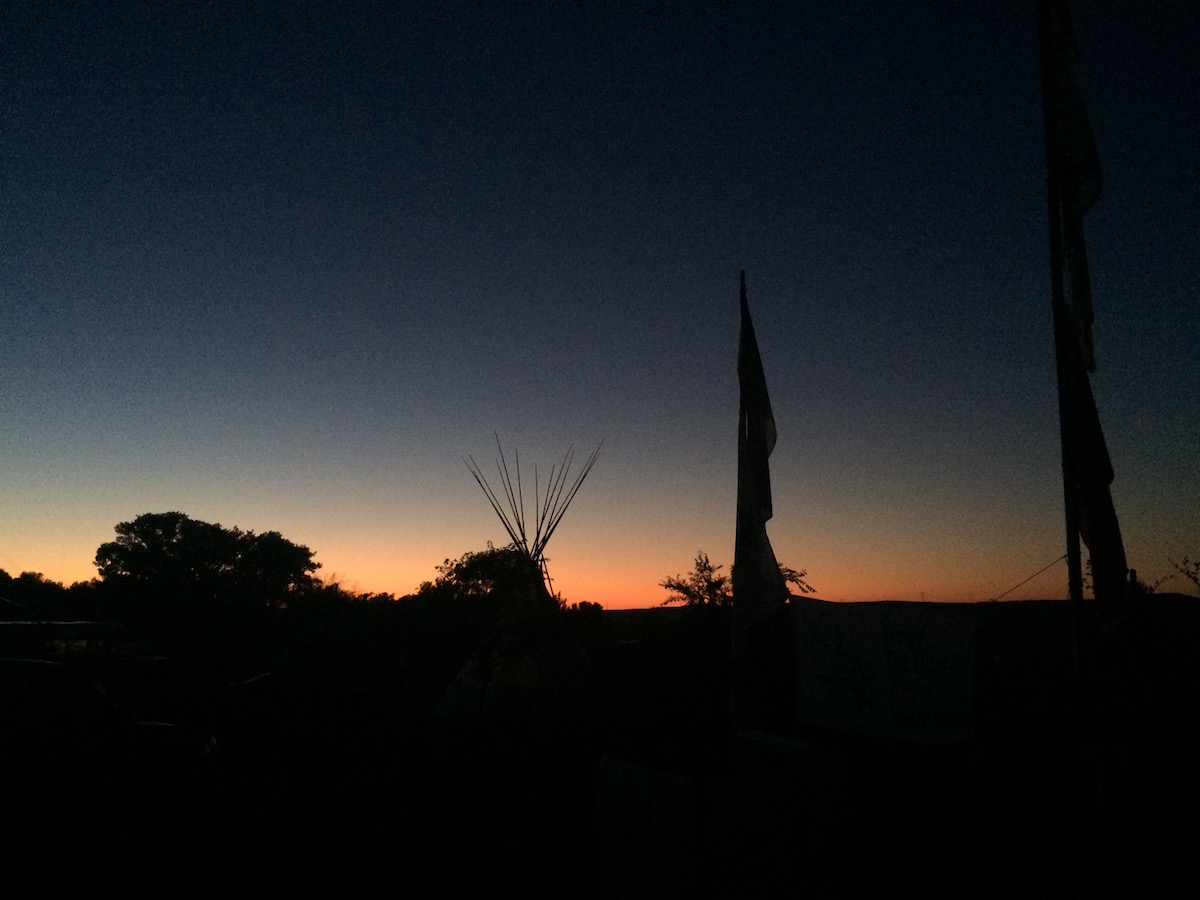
xmin=3 ymin=2 xmax=1198 ymax=607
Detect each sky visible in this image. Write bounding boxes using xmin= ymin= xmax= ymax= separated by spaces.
xmin=3 ymin=1 xmax=1198 ymax=608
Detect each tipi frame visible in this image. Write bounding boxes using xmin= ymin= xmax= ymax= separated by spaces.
xmin=467 ymin=434 xmax=603 ymax=599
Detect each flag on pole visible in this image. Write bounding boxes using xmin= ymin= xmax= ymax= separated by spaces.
xmin=1062 ymin=294 xmax=1128 ymax=607
xmin=736 ymin=270 xmax=778 ymax=526
xmin=732 ymin=271 xmax=792 ymax=732
xmin=1040 ymin=0 xmax=1128 ymax=608
xmin=1047 ymin=0 xmax=1102 ymax=371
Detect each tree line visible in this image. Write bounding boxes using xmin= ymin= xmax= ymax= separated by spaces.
xmin=4 ymin=513 xmax=818 ymax=623
xmin=0 ymin=512 xmax=589 ymax=624
xmin=7 ymin=512 xmax=1196 ymax=625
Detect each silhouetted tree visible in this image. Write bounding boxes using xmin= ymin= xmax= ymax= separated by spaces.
xmin=0 ymin=570 xmax=70 ymax=618
xmin=1169 ymin=554 xmax=1200 ymax=594
xmin=660 ymin=551 xmax=815 ymax=606
xmin=418 ymin=543 xmax=553 ymax=613
xmin=235 ymin=529 xmax=322 ymax=601
xmin=778 ymin=564 xmax=817 ymax=596
xmin=566 ymin=600 xmax=603 ymax=613
xmin=660 ymin=552 xmax=732 ymax=607
xmin=94 ymin=512 xmax=320 ymax=608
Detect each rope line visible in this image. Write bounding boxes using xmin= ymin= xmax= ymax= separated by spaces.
xmin=988 ymin=553 xmax=1068 ymax=602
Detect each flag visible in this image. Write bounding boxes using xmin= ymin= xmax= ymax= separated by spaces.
xmin=1041 ymin=0 xmax=1128 ymax=608
xmin=1046 ymin=0 xmax=1102 ymax=371
xmin=1062 ymin=294 xmax=1128 ymax=607
xmin=737 ymin=270 xmax=778 ymax=525
xmin=732 ymin=271 xmax=792 ymax=731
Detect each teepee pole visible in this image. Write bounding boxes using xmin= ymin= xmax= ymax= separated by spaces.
xmin=466 ymin=436 xmax=603 ymax=595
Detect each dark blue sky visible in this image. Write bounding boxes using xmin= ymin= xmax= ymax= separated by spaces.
xmin=3 ymin=1 xmax=1197 ymax=605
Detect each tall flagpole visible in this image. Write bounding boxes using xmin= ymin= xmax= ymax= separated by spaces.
xmin=1037 ymin=0 xmax=1086 ymax=636
xmin=733 ymin=271 xmax=792 ymax=733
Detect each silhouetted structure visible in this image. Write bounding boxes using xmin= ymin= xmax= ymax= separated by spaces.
xmin=467 ymin=435 xmax=602 ymax=605
xmin=438 ymin=438 xmax=602 ymax=730
xmin=1038 ymin=0 xmax=1129 ymax=617
xmin=731 ymin=272 xmax=793 ymax=734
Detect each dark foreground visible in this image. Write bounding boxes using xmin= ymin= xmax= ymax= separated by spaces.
xmin=3 ymin=595 xmax=1197 ymax=898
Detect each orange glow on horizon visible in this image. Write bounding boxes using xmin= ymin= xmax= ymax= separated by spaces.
xmin=1 ymin=525 xmax=1094 ymax=610
xmin=3 ymin=547 xmax=1074 ymax=609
